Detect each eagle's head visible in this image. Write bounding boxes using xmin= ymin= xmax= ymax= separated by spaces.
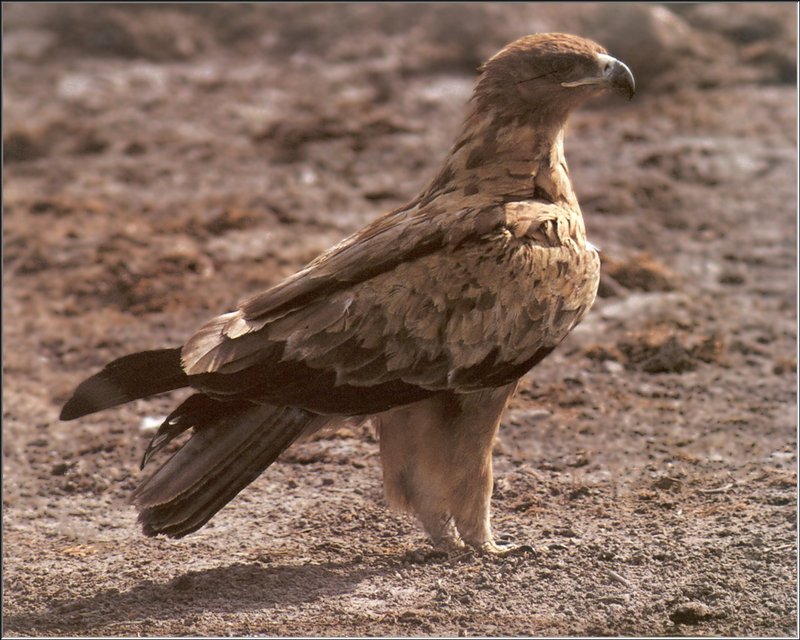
xmin=474 ymin=33 xmax=635 ymax=125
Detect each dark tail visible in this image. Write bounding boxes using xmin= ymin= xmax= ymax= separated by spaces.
xmin=131 ymin=398 xmax=323 ymax=538
xmin=60 ymin=348 xmax=188 ymax=420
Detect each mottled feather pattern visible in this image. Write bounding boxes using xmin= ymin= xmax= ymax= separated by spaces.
xmin=184 ymin=198 xmax=598 ymax=400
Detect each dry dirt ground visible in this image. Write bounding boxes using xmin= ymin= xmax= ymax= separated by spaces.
xmin=2 ymin=3 xmax=797 ymax=637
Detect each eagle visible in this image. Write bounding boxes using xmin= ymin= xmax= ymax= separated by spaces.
xmin=60 ymin=33 xmax=634 ymax=555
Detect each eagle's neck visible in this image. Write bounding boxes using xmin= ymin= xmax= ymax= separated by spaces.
xmin=418 ymin=107 xmax=580 ymax=211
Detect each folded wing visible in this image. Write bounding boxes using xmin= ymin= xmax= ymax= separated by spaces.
xmin=182 ymin=201 xmax=599 ymax=415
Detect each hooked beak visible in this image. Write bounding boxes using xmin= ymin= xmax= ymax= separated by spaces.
xmin=561 ymin=53 xmax=635 ymax=101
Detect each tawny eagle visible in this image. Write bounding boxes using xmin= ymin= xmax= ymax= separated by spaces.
xmin=61 ymin=33 xmax=634 ymax=555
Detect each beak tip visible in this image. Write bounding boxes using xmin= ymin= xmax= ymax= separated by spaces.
xmin=614 ymin=60 xmax=635 ymax=101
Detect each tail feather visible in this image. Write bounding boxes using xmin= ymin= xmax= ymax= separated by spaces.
xmin=140 ymin=393 xmax=230 ymax=469
xmin=132 ymin=401 xmax=324 ymax=538
xmin=60 ymin=348 xmax=188 ymax=420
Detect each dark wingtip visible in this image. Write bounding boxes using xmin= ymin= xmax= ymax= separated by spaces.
xmin=59 ymin=397 xmax=90 ymax=421
xmin=58 ymin=348 xmax=188 ymax=422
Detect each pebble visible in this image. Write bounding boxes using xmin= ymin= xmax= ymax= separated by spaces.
xmin=670 ymin=601 xmax=715 ymax=625
xmin=602 ymin=360 xmax=624 ymax=374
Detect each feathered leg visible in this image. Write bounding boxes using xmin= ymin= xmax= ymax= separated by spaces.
xmin=447 ymin=384 xmax=519 ymax=554
xmin=377 ymin=382 xmax=518 ymax=553
xmin=377 ymin=396 xmax=464 ymax=549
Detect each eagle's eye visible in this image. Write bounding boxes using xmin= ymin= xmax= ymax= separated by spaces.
xmin=548 ymin=56 xmax=575 ymax=78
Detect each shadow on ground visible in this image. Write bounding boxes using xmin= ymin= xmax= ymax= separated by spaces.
xmin=6 ymin=557 xmax=388 ymax=634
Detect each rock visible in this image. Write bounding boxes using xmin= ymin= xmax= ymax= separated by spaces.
xmin=602 ymin=360 xmax=625 ymax=374
xmin=670 ymin=601 xmax=715 ymax=625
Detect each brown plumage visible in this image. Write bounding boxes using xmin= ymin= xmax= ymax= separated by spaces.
xmin=60 ymin=33 xmax=634 ymax=554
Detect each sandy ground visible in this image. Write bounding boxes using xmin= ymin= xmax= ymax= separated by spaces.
xmin=2 ymin=3 xmax=797 ymax=637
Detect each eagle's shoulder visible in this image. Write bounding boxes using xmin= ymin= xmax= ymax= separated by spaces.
xmin=501 ymin=199 xmax=590 ymax=249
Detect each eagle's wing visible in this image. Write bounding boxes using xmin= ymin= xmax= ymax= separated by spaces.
xmin=240 ymin=203 xmax=503 ymax=323
xmin=182 ymin=200 xmax=599 ymax=414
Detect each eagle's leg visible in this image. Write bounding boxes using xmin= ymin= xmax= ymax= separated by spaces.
xmin=377 ymin=382 xmax=518 ymax=553
xmin=446 ymin=383 xmax=520 ymax=553
xmin=377 ymin=399 xmax=464 ymax=550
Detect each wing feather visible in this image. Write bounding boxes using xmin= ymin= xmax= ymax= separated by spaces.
xmin=182 ymin=200 xmax=599 ymax=411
